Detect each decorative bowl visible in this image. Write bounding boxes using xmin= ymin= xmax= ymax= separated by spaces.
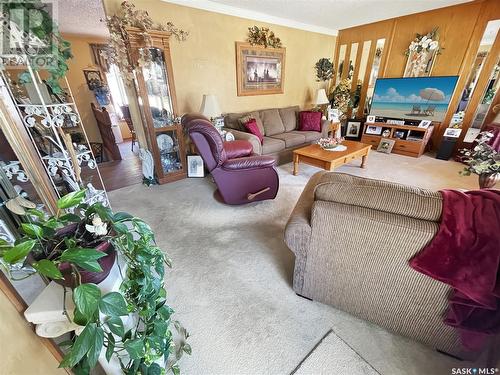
xmin=318 ymin=137 xmax=344 ymax=150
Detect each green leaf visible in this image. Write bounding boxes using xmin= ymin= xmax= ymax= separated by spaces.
xmin=25 ymin=208 xmax=45 ymax=219
xmin=73 ymin=284 xmax=101 ymax=320
xmin=99 ymin=292 xmax=128 ymax=316
xmin=172 ymin=364 xmax=180 ymax=375
xmin=73 ymin=308 xmax=88 ymax=326
xmin=20 ymin=223 xmax=43 ymax=238
xmin=60 ymin=247 xmax=107 ymax=263
xmin=74 ymin=260 xmax=103 ymax=273
xmin=148 ymin=363 xmax=162 ymax=375
xmin=124 ymin=338 xmax=145 ymax=360
xmin=106 ymin=317 xmax=124 ymax=337
xmin=32 ymin=259 xmax=63 ymax=280
xmin=182 ymin=343 xmax=192 ymax=355
xmin=60 ymin=323 xmax=96 ymax=368
xmin=3 ymin=240 xmax=36 ymax=264
xmin=112 ymin=222 xmax=128 ymax=234
xmin=87 ymin=326 xmax=104 ymax=368
xmin=113 ymin=212 xmax=133 ymax=222
xmin=0 ymin=238 xmax=11 ymax=249
xmin=105 ymin=333 xmax=115 ymax=362
xmin=57 ymin=190 xmax=86 ymax=209
xmin=59 ymin=213 xmax=81 ymax=222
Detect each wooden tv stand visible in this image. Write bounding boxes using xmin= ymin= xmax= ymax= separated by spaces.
xmin=361 ymin=123 xmax=434 ymax=158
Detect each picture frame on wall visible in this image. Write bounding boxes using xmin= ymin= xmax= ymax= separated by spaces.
xmin=365 ymin=125 xmax=383 ymax=135
xmin=235 ymin=42 xmax=286 ymax=96
xmin=346 ymin=121 xmax=361 ymax=138
xmin=377 ymin=138 xmax=395 ymax=154
xmin=187 ymin=155 xmax=204 ymax=178
xmin=83 ymin=69 xmax=103 ymax=90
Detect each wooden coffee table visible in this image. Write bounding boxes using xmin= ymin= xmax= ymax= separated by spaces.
xmin=292 ymin=140 xmax=371 ymax=175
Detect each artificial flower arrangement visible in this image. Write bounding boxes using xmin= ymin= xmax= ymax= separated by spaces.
xmin=328 ymin=78 xmax=354 ymax=120
xmin=247 ymin=26 xmax=282 ymax=48
xmin=405 ymin=27 xmax=440 ymax=56
xmin=318 ymin=136 xmax=345 ymax=150
xmin=459 ymin=131 xmax=499 ymax=177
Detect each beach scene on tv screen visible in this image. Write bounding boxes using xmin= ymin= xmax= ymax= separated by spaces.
xmin=370 ymin=76 xmax=458 ymax=122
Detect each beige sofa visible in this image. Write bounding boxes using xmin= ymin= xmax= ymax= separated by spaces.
xmin=284 ymin=171 xmax=476 ymax=359
xmin=223 ymin=106 xmax=330 ymax=164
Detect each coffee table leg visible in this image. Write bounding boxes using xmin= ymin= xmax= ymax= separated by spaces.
xmin=361 ymin=154 xmax=368 ymax=168
xmin=293 ymin=154 xmax=299 ymax=175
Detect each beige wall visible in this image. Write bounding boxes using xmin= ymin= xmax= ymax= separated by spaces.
xmin=63 ymin=34 xmax=108 ymax=143
xmin=0 ymin=290 xmax=65 ymax=374
xmin=102 ymin=0 xmax=336 ymax=115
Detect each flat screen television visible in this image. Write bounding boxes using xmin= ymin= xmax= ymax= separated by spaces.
xmin=369 ymin=76 xmax=459 ymax=122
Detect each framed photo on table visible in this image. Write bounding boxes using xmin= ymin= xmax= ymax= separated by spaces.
xmin=236 ymin=42 xmax=286 ymax=96
xmin=365 ymin=125 xmax=383 ymax=135
xmin=377 ymin=138 xmax=395 ymax=154
xmin=346 ymin=121 xmax=361 ymax=139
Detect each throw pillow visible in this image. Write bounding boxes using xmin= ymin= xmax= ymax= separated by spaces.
xmin=298 ymin=111 xmax=322 ymax=132
xmin=238 ymin=115 xmax=254 ymax=127
xmin=243 ymin=118 xmax=263 ymax=144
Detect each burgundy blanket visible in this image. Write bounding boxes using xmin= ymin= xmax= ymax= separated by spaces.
xmin=409 ymin=189 xmax=500 ymax=351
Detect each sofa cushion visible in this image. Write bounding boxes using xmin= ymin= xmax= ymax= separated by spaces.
xmin=243 ymin=118 xmax=263 ymax=144
xmin=279 ymin=106 xmax=300 ymax=132
xmin=269 ymin=132 xmax=306 ymax=148
xmin=299 ymin=111 xmax=322 ymax=132
xmin=260 ymin=108 xmax=286 ymax=136
xmin=262 ymin=136 xmax=286 ymax=154
xmin=248 ymin=111 xmax=265 ymax=135
xmin=290 ymin=130 xmax=322 ymax=142
xmin=225 ymin=112 xmax=247 ymax=131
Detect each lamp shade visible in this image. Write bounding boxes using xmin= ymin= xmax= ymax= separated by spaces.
xmin=199 ymin=94 xmax=221 ymax=119
xmin=315 ymin=89 xmax=329 ymax=105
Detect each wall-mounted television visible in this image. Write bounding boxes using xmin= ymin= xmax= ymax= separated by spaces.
xmin=369 ymin=76 xmax=459 ymax=122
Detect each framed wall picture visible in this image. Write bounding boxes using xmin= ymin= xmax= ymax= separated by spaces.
xmin=365 ymin=125 xmax=383 ymax=135
xmin=236 ymin=42 xmax=286 ymax=96
xmin=83 ymin=69 xmax=103 ymax=90
xmin=377 ymin=138 xmax=395 ymax=154
xmin=187 ymin=155 xmax=204 ymax=177
xmin=346 ymin=121 xmax=361 ymax=138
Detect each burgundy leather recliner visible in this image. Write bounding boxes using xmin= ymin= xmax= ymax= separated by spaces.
xmin=183 ymin=114 xmax=279 ymax=205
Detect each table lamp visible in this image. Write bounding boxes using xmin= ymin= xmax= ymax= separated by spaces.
xmin=315 ymin=88 xmax=329 ymax=118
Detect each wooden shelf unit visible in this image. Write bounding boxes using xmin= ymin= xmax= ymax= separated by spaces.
xmin=361 ymin=123 xmax=434 ymax=157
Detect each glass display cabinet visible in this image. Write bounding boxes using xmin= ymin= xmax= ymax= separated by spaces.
xmin=127 ymin=27 xmax=186 ymax=184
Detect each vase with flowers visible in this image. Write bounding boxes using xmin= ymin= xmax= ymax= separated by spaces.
xmin=459 ymin=131 xmax=500 ymax=189
xmin=328 ymin=78 xmax=354 ymax=121
xmin=318 ymin=136 xmax=345 ymax=151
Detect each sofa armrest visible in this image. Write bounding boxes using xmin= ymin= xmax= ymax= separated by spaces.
xmin=320 ymin=119 xmax=331 ymax=138
xmin=223 ymin=128 xmax=262 ymax=155
xmin=222 ymin=155 xmax=275 ymax=171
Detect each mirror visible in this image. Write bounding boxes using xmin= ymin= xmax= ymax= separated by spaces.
xmin=336 ymin=44 xmax=347 ymax=84
xmin=470 ymin=57 xmax=500 ymax=128
xmin=456 ymin=20 xmax=500 ymax=114
xmin=365 ymin=38 xmax=386 ymax=114
xmin=355 ymin=40 xmax=372 ymax=117
xmin=346 ymin=42 xmax=359 ymax=80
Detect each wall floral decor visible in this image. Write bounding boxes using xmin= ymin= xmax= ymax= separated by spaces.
xmin=246 ymin=26 xmax=282 ymax=48
xmin=403 ymin=27 xmax=440 ymax=77
xmin=315 ymin=58 xmax=334 ymax=82
xmin=102 ymin=1 xmax=188 ymax=84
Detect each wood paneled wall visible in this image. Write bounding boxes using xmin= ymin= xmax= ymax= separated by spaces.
xmin=335 ymin=0 xmax=500 ymax=148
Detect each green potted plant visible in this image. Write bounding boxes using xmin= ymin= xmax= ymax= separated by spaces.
xmin=459 ymin=131 xmax=500 ymax=189
xmin=0 ymin=190 xmax=190 ymax=374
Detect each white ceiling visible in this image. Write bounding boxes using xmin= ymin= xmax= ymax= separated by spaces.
xmin=55 ymin=0 xmax=109 ymax=37
xmin=164 ymin=0 xmax=472 ymax=35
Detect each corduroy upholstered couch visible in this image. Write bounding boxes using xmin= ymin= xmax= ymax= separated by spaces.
xmin=284 ymin=171 xmax=478 ymax=360
xmin=223 ymin=106 xmax=330 ymax=164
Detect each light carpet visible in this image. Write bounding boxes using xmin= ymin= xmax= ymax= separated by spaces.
xmin=292 ymin=329 xmax=379 ymax=375
xmin=108 ymin=153 xmax=479 ymax=375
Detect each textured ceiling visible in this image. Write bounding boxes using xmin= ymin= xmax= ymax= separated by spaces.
xmin=165 ymin=0 xmax=472 ymax=35
xmin=55 ymin=0 xmax=109 ymax=37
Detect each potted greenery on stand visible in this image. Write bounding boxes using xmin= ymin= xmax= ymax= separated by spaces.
xmin=459 ymin=131 xmax=500 ymax=189
xmin=0 ymin=190 xmax=190 ymax=374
